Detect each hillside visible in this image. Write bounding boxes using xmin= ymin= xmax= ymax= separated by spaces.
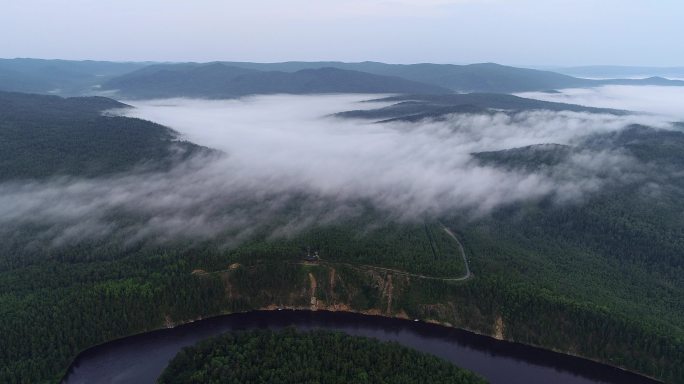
xmin=335 ymin=93 xmax=625 ymax=121
xmin=464 ymin=125 xmax=684 ymax=334
xmin=102 ymin=63 xmax=451 ymax=98
xmin=0 ymin=91 xmax=204 ymax=180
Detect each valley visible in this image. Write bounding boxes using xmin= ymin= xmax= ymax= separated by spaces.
xmin=0 ymin=65 xmax=683 ymax=384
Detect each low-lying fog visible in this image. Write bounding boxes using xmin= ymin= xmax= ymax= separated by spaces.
xmin=2 ymin=88 xmax=682 ymax=246
xmin=518 ymin=85 xmax=684 ymax=119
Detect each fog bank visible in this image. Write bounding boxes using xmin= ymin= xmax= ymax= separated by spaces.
xmin=0 ymin=93 xmax=673 ymax=246
xmin=119 ymin=94 xmax=658 ymax=216
xmin=518 ymin=85 xmax=684 ymax=120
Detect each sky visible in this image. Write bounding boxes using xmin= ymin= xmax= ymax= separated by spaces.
xmin=0 ymin=0 xmax=682 ymax=66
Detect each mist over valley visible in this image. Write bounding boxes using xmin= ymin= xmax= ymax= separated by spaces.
xmin=3 ymin=90 xmax=680 ymax=250
xmin=2 ymin=5 xmax=684 ymax=380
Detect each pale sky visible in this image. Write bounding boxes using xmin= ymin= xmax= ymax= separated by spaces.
xmin=1 ymin=0 xmax=682 ymax=66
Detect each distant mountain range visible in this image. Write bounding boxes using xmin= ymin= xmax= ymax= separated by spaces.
xmin=0 ymin=58 xmax=148 ymax=95
xmin=212 ymin=61 xmax=684 ymax=92
xmin=104 ymin=61 xmax=684 ymax=97
xmin=101 ymin=64 xmax=450 ymax=98
xmin=551 ymin=65 xmax=684 ymax=79
xmin=1 ymin=58 xmax=683 ymax=97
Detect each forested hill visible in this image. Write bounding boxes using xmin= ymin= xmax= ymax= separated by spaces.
xmin=213 ymin=61 xmax=684 ymax=92
xmin=0 ymin=91 xmax=126 ymax=117
xmin=103 ymin=61 xmax=684 ymax=98
xmin=4 ymin=59 xmax=683 ymax=97
xmin=334 ymin=93 xmax=625 ymax=122
xmin=101 ymin=63 xmax=451 ymax=98
xmin=0 ymin=91 xmax=204 ymax=180
xmin=158 ymin=329 xmax=487 ymax=384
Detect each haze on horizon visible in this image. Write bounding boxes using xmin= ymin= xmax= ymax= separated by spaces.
xmin=1 ymin=0 xmax=682 ymax=67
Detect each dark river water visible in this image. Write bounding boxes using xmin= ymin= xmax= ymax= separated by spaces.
xmin=62 ymin=310 xmax=661 ymax=384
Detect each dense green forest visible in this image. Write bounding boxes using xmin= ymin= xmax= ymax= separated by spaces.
xmin=1 ymin=91 xmax=683 ymax=383
xmin=0 ymin=218 xmax=471 ymax=383
xmin=0 ymin=92 xmax=206 ymax=180
xmin=460 ymin=124 xmax=684 ymax=332
xmin=3 ymin=220 xmax=680 ymax=382
xmin=228 ymin=220 xmax=468 ymax=277
xmin=158 ymin=329 xmax=486 ymax=384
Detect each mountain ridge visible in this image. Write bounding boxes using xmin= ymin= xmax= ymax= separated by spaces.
xmin=213 ymin=60 xmax=684 ymax=92
xmin=3 ymin=58 xmax=683 ymax=97
xmin=101 ymin=63 xmax=451 ymax=98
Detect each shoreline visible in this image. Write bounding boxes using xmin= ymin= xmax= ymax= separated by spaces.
xmin=59 ymin=307 xmax=664 ymax=384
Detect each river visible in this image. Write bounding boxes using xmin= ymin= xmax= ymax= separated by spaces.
xmin=62 ymin=310 xmax=661 ymax=384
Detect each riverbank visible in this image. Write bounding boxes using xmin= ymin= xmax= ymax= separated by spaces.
xmin=61 ymin=308 xmax=663 ymax=384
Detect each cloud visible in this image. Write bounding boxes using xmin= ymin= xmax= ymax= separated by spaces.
xmin=0 ymin=93 xmax=671 ymax=249
xmin=518 ymin=85 xmax=684 ymax=121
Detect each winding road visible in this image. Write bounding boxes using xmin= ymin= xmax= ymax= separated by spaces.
xmin=199 ymin=224 xmax=473 ymax=282
xmin=440 ymin=225 xmax=472 ymax=281
xmin=336 ymin=224 xmax=472 ymax=281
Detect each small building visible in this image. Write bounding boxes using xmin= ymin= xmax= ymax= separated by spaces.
xmin=303 ymin=248 xmax=320 ymax=262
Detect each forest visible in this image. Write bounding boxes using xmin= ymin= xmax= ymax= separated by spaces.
xmin=0 ymin=91 xmax=682 ymax=383
xmin=0 ymin=91 xmax=205 ymax=180
xmin=157 ymin=329 xmax=487 ymax=384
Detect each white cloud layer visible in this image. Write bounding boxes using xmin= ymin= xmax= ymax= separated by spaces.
xmin=0 ymin=93 xmax=672 ymax=246
xmin=518 ymin=85 xmax=684 ymax=120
